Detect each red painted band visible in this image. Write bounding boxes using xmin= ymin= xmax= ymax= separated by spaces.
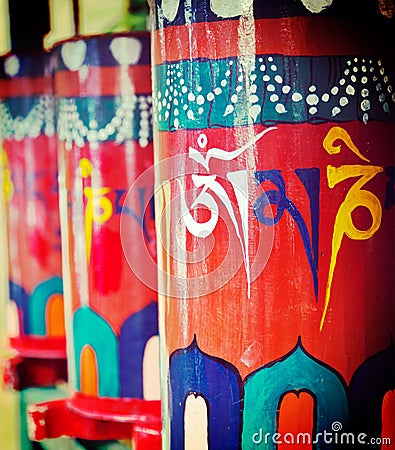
xmin=154 ymin=16 xmax=391 ymax=65
xmin=55 ymin=65 xmax=152 ymax=97
xmin=0 ymin=76 xmax=53 ymax=97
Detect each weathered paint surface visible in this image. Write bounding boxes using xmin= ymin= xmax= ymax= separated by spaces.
xmin=152 ymin=0 xmax=395 ymax=448
xmin=55 ymin=33 xmax=160 ymax=408
xmin=0 ymin=51 xmax=65 ymax=357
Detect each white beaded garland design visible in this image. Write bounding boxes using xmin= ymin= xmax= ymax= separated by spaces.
xmin=57 ymin=36 xmax=151 ymax=150
xmin=0 ymin=95 xmax=55 ymax=141
xmin=57 ymin=94 xmax=152 ymax=150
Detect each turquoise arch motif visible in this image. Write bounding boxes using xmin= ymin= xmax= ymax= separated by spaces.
xmin=28 ymin=276 xmax=63 ymax=335
xmin=241 ymin=338 xmax=349 ymax=449
xmin=73 ymin=305 xmax=120 ymax=397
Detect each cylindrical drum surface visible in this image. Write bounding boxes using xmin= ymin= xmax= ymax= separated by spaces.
xmin=151 ymin=1 xmax=395 ymax=448
xmin=55 ymin=32 xmax=160 ymax=417
xmin=0 ymin=51 xmax=65 ymax=358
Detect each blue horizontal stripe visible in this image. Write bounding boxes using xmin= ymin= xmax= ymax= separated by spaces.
xmin=0 ymin=52 xmax=50 ymax=79
xmin=1 ymin=96 xmax=45 ymax=116
xmin=54 ymin=33 xmax=151 ymax=71
xmin=153 ymin=0 xmax=385 ymax=30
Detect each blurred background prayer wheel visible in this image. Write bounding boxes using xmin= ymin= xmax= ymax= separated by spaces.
xmin=0 ymin=48 xmax=67 ymax=389
xmin=27 ymin=32 xmax=161 ymax=448
xmin=151 ymin=0 xmax=395 ymax=448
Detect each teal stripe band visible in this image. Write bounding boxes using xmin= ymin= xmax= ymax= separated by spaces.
xmin=154 ymin=55 xmax=395 ymax=131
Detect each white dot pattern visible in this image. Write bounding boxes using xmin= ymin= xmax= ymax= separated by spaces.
xmin=155 ymin=55 xmax=395 ymax=130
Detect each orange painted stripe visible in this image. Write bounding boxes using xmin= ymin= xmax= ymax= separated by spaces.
xmin=381 ymin=390 xmax=395 ymax=449
xmin=278 ymin=391 xmax=314 ymax=449
xmin=0 ymin=76 xmax=53 ymax=97
xmin=154 ymin=16 xmax=388 ymax=65
xmin=80 ymin=345 xmax=99 ymax=396
xmin=55 ymin=65 xmax=152 ymax=97
xmin=46 ymin=294 xmax=66 ymax=337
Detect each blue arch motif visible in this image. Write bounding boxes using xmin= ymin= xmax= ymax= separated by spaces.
xmin=119 ymin=301 xmax=159 ymax=398
xmin=241 ymin=338 xmax=349 ymax=449
xmin=73 ymin=305 xmax=120 ymax=397
xmin=8 ymin=280 xmax=29 ymax=334
xmin=169 ymin=336 xmax=243 ymax=450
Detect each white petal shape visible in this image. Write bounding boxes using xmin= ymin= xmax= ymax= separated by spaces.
xmin=162 ymin=0 xmax=180 ymax=21
xmin=300 ymin=0 xmax=333 ymax=13
xmin=332 ymin=106 xmax=341 ymax=116
xmin=223 ymin=104 xmax=234 ymax=116
xmin=292 ymin=92 xmax=303 ymax=102
xmin=210 ymin=0 xmax=253 ymax=17
xmin=275 ymin=104 xmax=287 ymax=114
xmin=61 ymin=41 xmax=87 ymax=71
xmin=249 ymin=104 xmax=261 ymax=121
xmin=110 ymin=37 xmax=142 ymax=65
xmin=4 ymin=55 xmax=20 ymax=77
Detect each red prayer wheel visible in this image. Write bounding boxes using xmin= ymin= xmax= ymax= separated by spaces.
xmin=0 ymin=50 xmax=67 ymax=388
xmin=27 ymin=33 xmax=161 ymax=447
xmin=151 ymin=0 xmax=395 ymax=448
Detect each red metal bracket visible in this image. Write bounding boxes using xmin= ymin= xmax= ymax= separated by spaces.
xmin=3 ymin=355 xmax=67 ymax=390
xmin=9 ymin=336 xmax=67 ymax=359
xmin=27 ymin=395 xmax=161 ymax=450
xmin=3 ymin=336 xmax=67 ymax=390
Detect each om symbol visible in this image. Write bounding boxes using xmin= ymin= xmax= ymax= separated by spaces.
xmin=178 ymin=128 xmax=276 ymax=297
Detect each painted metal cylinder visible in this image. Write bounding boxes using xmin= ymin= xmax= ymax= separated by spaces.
xmin=151 ymin=1 xmax=395 ymax=449
xmin=54 ymin=32 xmax=160 ymax=422
xmin=0 ymin=51 xmax=66 ymax=377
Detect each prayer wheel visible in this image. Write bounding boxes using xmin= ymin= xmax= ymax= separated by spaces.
xmin=28 ymin=33 xmax=161 ymax=447
xmin=0 ymin=51 xmax=67 ymax=388
xmin=151 ymin=0 xmax=395 ymax=448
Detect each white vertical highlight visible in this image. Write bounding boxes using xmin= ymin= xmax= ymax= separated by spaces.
xmin=184 ymin=394 xmax=209 ymax=450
